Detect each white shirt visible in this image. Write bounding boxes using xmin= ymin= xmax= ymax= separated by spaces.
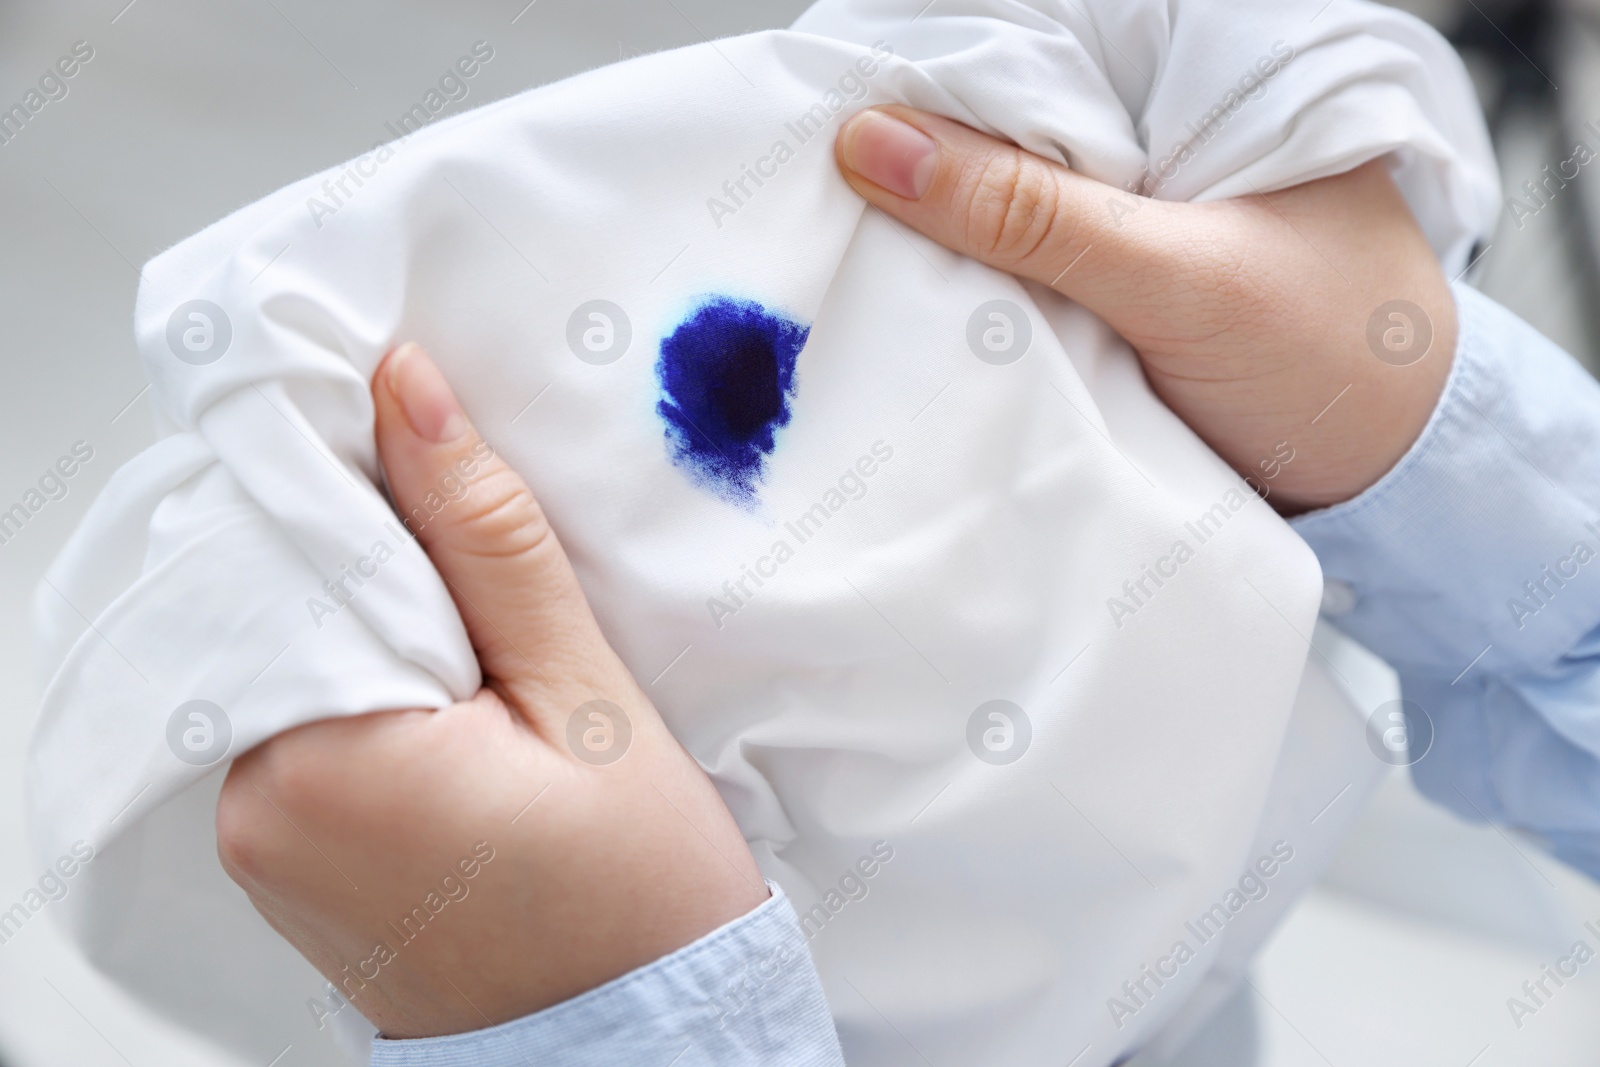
xmin=31 ymin=1 xmax=1497 ymax=1062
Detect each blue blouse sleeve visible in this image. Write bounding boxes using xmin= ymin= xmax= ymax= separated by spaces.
xmin=368 ymin=883 xmax=843 ymax=1066
xmin=1292 ymin=281 xmax=1600 ymax=877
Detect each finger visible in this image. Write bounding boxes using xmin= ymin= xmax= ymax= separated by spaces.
xmin=373 ymin=343 xmax=605 ymax=698
xmin=835 ymin=105 xmax=1185 ymax=317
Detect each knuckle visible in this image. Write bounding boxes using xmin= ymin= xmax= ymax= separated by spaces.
xmin=215 ymin=759 xmax=277 ymax=884
xmin=961 ymin=149 xmax=1067 ymax=269
xmin=214 ymin=732 xmax=332 ymax=883
xmin=451 ymin=466 xmax=556 ymax=561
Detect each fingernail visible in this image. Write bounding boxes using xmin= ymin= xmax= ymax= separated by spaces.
xmin=388 ymin=343 xmax=467 ymax=443
xmin=840 ymin=109 xmax=937 ymax=200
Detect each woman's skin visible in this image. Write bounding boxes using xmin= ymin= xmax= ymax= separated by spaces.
xmin=216 ymin=344 xmax=766 ymax=1038
xmin=216 ymin=108 xmax=1455 ymax=1037
xmin=836 ymin=106 xmax=1457 ymax=513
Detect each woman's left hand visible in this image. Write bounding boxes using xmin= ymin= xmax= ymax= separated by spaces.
xmin=214 ymin=343 xmax=767 ymax=1038
xmin=836 ymin=106 xmax=1458 ymax=512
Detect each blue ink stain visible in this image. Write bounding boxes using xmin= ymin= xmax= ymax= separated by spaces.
xmin=656 ymin=296 xmax=809 ymax=505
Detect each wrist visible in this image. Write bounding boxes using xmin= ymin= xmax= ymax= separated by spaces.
xmin=1269 ymin=288 xmax=1458 ymax=513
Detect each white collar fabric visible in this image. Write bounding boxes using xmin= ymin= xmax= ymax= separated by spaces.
xmin=31 ymin=0 xmax=1495 ymax=1063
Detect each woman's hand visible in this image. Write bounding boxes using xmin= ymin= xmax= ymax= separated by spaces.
xmin=214 ymin=343 xmax=767 ymax=1039
xmin=836 ymin=106 xmax=1458 ymax=512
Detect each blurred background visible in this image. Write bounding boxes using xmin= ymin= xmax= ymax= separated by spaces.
xmin=3 ymin=0 xmax=1600 ymax=1063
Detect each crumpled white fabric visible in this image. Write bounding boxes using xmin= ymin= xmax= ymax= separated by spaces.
xmin=31 ymin=0 xmax=1496 ymax=1064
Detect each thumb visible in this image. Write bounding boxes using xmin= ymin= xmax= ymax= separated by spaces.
xmin=374 ymin=342 xmax=602 ymax=696
xmin=835 ymin=105 xmax=1184 ymax=321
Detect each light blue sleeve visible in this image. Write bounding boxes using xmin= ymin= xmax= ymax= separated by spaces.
xmin=1291 ymin=281 xmax=1600 ymax=878
xmin=368 ymin=883 xmax=844 ymax=1067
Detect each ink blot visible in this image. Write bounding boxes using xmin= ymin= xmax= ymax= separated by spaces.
xmin=656 ymin=296 xmax=809 ymax=505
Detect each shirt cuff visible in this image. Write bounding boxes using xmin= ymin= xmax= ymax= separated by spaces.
xmin=368 ymin=882 xmax=843 ymax=1067
xmin=1290 ymin=281 xmax=1600 ymax=683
